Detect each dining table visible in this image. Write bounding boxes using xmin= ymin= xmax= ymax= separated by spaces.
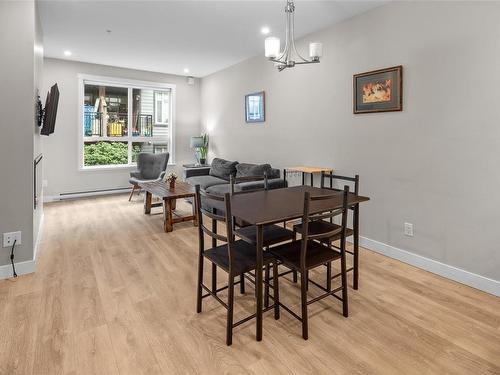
xmin=229 ymin=185 xmax=370 ymax=341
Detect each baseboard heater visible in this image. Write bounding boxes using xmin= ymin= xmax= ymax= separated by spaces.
xmin=56 ymin=186 xmax=132 ymax=200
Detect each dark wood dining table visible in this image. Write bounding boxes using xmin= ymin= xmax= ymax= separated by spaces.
xmin=229 ymin=185 xmax=370 ymax=341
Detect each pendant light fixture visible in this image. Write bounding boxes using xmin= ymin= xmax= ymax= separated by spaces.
xmin=264 ymin=0 xmax=323 ymax=71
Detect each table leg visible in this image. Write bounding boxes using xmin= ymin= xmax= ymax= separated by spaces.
xmin=302 ymin=172 xmax=305 ymax=186
xmin=163 ymin=198 xmax=173 ymax=232
xmin=353 ymin=203 xmax=360 ymax=290
xmin=144 ymin=191 xmax=152 ymax=214
xmin=310 ymin=173 xmax=313 ymax=187
xmin=256 ymin=224 xmax=263 ymax=341
xmin=171 ymin=199 xmax=177 ymax=211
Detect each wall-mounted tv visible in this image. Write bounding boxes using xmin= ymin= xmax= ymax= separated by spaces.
xmin=41 ymin=83 xmax=59 ymax=136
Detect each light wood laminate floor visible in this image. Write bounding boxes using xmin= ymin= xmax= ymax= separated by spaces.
xmin=0 ymin=194 xmax=499 ymax=375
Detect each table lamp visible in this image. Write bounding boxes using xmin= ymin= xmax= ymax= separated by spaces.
xmin=190 ymin=136 xmax=204 ymax=165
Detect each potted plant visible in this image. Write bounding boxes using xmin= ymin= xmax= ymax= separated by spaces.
xmin=199 ymin=134 xmax=209 ymax=165
xmin=166 ymin=172 xmax=178 ymax=189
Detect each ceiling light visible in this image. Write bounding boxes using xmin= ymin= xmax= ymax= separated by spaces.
xmin=183 ymin=68 xmax=189 ymax=73
xmin=64 ymin=50 xmax=72 ymax=57
xmin=261 ymin=26 xmax=270 ymax=35
xmin=264 ymin=0 xmax=322 ymax=71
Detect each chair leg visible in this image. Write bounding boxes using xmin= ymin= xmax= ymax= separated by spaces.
xmin=128 ymin=185 xmax=137 ymax=201
xmin=341 ymin=250 xmax=349 ymax=318
xmin=272 ymin=262 xmax=280 ymax=320
xmin=300 ymin=270 xmax=308 ymax=340
xmin=212 ymin=263 xmax=217 ymax=295
xmin=292 ymin=230 xmax=298 ymax=283
xmin=326 ymin=262 xmax=332 ymax=292
xmin=239 ymin=274 xmax=245 ymax=294
xmin=226 ymin=275 xmax=235 ymax=346
xmin=196 ymin=257 xmax=204 ymax=313
xmin=264 ymin=264 xmax=270 ymax=308
xmin=305 ymin=270 xmax=309 ymax=291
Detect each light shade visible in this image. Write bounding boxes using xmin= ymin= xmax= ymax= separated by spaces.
xmin=190 ymin=136 xmax=204 ymax=148
xmin=309 ymin=42 xmax=323 ymax=59
xmin=265 ymin=37 xmax=280 ymax=58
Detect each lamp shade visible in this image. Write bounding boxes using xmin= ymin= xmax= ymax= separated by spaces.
xmin=190 ymin=136 xmax=204 ymax=148
xmin=265 ymin=37 xmax=280 ymax=58
xmin=309 ymin=42 xmax=323 ymax=59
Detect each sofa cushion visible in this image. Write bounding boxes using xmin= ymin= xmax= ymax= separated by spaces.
xmin=238 ymin=178 xmax=286 ymax=191
xmin=186 ymin=175 xmax=227 ymax=190
xmin=235 ymin=163 xmax=272 ymax=178
xmin=210 ymin=158 xmax=238 ymax=180
xmin=205 ymin=184 xmax=232 ymax=196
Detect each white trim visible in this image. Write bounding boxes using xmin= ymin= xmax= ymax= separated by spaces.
xmin=352 ymin=236 xmax=500 ymax=297
xmin=0 ymin=260 xmax=36 ymax=280
xmin=45 ymin=187 xmax=133 ymax=202
xmin=77 ymin=74 xmax=177 ymax=171
xmin=0 ymin=214 xmax=44 ymax=280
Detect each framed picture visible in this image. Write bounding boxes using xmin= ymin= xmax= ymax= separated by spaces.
xmin=245 ymin=91 xmax=265 ymax=123
xmin=353 ymin=65 xmax=402 ymax=114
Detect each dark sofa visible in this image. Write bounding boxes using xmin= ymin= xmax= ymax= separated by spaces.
xmin=185 ymin=158 xmax=286 ymax=195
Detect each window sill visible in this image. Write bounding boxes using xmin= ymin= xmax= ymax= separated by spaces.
xmin=79 ymin=162 xmax=176 ymax=172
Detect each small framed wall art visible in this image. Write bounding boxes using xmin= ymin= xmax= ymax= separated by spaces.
xmin=353 ymin=65 xmax=402 ymax=114
xmin=245 ymin=91 xmax=265 ymax=123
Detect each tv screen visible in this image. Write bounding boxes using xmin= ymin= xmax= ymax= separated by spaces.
xmin=41 ymin=83 xmax=59 ymax=136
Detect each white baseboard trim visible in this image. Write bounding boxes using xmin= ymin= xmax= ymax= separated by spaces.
xmin=0 ymin=212 xmax=45 ymax=281
xmin=0 ymin=259 xmax=36 ymax=280
xmin=353 ymin=236 xmax=500 ymax=297
xmin=45 ymin=187 xmax=132 ymax=202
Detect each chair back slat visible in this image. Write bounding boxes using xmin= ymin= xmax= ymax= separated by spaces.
xmin=230 ymin=173 xmax=268 ymax=195
xmin=321 ymin=171 xmax=359 ymax=195
xmin=195 ymin=185 xmax=238 ymax=275
xmin=200 ymin=224 xmax=228 ymax=242
xmin=309 ymin=208 xmax=343 ymax=222
xmin=299 ymin=186 xmax=350 ymax=269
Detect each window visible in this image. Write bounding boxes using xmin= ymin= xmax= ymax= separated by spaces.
xmin=79 ymin=75 xmax=175 ymax=169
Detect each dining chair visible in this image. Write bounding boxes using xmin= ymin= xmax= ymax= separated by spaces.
xmin=270 ymin=186 xmax=350 ymax=340
xmin=292 ymin=172 xmax=359 ymax=289
xmin=230 ymin=174 xmax=295 ymax=301
xmin=194 ymin=185 xmax=280 ymax=346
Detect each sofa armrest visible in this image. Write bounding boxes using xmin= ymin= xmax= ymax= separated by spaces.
xmin=130 ymin=170 xmax=142 ymax=179
xmin=184 ymin=167 xmax=211 ymax=179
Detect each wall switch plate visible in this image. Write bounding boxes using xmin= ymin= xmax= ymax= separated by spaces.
xmin=42 ymin=179 xmax=48 ymax=188
xmin=404 ymin=223 xmax=414 ymax=237
xmin=3 ymin=231 xmax=21 ymax=248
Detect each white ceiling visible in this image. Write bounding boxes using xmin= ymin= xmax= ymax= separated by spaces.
xmin=38 ymin=0 xmax=386 ymax=77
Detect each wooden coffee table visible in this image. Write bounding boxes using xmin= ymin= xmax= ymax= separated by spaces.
xmin=139 ymin=180 xmax=196 ymax=232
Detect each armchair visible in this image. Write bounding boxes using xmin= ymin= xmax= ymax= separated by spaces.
xmin=128 ymin=152 xmax=169 ymax=201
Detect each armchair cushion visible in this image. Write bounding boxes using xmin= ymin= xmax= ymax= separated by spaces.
xmin=209 ymin=158 xmax=238 ymax=180
xmin=132 ymin=152 xmax=169 ymax=181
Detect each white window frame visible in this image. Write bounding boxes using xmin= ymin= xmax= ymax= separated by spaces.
xmin=154 ymin=91 xmax=169 ymax=125
xmin=77 ymin=74 xmax=176 ymax=171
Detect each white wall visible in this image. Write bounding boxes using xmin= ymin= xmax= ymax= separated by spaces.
xmin=201 ymin=1 xmax=500 ymax=282
xmin=0 ymin=0 xmax=40 ymax=268
xmin=42 ymin=58 xmax=201 ymax=198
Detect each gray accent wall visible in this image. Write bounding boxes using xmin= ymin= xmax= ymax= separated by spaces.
xmin=201 ymin=1 xmax=500 ymax=281
xmin=42 ymin=58 xmax=201 ymax=198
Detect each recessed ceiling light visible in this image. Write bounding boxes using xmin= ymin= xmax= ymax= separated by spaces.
xmin=261 ymin=26 xmax=270 ymax=35
xmin=183 ymin=68 xmax=189 ymax=73
xmin=64 ymin=50 xmax=72 ymax=57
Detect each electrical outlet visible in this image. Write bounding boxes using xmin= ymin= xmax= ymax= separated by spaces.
xmin=3 ymin=231 xmax=21 ymax=248
xmin=404 ymin=223 xmax=414 ymax=237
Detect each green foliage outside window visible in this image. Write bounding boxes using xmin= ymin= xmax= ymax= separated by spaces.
xmin=84 ymin=142 xmax=128 ymax=166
